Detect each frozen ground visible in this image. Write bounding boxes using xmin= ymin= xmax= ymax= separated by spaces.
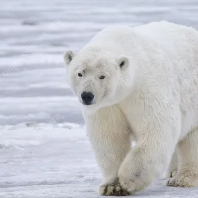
xmin=1 ymin=0 xmax=198 ymax=197
xmin=1 ymin=124 xmax=198 ymax=198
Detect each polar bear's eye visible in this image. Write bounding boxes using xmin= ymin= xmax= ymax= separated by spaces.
xmin=99 ymin=75 xmax=105 ymax=80
xmin=78 ymin=73 xmax=83 ymax=77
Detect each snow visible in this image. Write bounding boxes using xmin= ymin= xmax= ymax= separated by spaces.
xmin=0 ymin=124 xmax=198 ymax=198
xmin=0 ymin=0 xmax=198 ymax=197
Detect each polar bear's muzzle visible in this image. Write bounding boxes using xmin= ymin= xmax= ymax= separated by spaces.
xmin=81 ymin=91 xmax=95 ymax=105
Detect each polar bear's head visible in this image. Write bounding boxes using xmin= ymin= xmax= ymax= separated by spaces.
xmin=64 ymin=47 xmax=133 ymax=113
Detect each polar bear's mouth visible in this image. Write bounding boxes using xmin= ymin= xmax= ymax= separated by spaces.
xmin=82 ymin=102 xmax=95 ymax=106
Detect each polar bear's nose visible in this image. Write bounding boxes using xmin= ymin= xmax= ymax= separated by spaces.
xmin=81 ymin=92 xmax=94 ymax=105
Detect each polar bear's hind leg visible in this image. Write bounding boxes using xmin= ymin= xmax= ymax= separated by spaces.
xmin=167 ymin=127 xmax=198 ymax=187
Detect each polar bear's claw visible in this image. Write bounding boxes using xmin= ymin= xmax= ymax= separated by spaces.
xmin=99 ymin=179 xmax=130 ymax=196
xmin=167 ymin=169 xmax=198 ymax=187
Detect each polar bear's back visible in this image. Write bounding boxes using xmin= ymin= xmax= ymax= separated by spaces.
xmin=134 ymin=21 xmax=198 ymax=50
xmin=134 ymin=21 xmax=196 ymax=38
xmin=87 ymin=21 xmax=198 ymax=58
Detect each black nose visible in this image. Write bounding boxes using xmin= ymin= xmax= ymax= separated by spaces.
xmin=81 ymin=92 xmax=94 ymax=105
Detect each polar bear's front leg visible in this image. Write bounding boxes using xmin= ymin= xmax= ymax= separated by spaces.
xmin=118 ymin=100 xmax=181 ymax=194
xmin=84 ymin=106 xmax=132 ymax=196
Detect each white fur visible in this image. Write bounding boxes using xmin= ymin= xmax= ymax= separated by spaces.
xmin=64 ymin=21 xmax=198 ymax=195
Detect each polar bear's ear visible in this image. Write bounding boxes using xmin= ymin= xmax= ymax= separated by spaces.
xmin=118 ymin=57 xmax=129 ymax=70
xmin=64 ymin=51 xmax=75 ymax=65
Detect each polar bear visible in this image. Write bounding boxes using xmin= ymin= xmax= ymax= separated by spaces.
xmin=64 ymin=21 xmax=198 ymax=196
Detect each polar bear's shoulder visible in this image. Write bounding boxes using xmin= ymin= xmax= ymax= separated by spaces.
xmin=88 ymin=25 xmax=134 ymax=45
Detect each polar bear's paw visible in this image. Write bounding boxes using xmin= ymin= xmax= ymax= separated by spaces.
xmin=167 ymin=168 xmax=198 ymax=187
xmin=99 ymin=178 xmax=130 ymax=196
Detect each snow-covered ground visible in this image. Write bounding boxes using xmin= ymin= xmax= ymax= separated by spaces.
xmin=1 ymin=0 xmax=198 ymax=197
xmin=1 ymin=124 xmax=198 ymax=198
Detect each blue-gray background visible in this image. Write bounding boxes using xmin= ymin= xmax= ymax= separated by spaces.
xmin=1 ymin=0 xmax=198 ymax=125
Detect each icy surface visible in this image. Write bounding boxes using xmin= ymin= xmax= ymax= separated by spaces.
xmin=0 ymin=124 xmax=198 ymax=198
xmin=1 ymin=0 xmax=198 ymax=197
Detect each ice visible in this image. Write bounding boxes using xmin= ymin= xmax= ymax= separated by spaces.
xmin=0 ymin=0 xmax=198 ymax=197
xmin=0 ymin=124 xmax=198 ymax=198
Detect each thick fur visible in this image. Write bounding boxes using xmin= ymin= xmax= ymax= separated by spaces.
xmin=64 ymin=21 xmax=198 ymax=195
